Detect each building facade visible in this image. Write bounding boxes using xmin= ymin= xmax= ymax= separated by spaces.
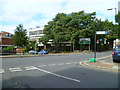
xmin=28 ymin=27 xmax=44 ymax=48
xmin=118 ymin=1 xmax=120 ymax=12
xmin=0 ymin=31 xmax=14 ymax=49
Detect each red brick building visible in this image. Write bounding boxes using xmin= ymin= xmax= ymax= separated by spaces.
xmin=0 ymin=31 xmax=14 ymax=49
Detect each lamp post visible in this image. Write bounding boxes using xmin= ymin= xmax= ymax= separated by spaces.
xmin=107 ymin=8 xmax=117 ymax=23
xmin=107 ymin=8 xmax=118 ymax=45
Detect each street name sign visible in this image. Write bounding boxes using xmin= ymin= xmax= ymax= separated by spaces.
xmin=96 ymin=31 xmax=108 ymax=34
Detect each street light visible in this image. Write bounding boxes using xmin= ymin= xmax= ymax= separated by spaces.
xmin=107 ymin=8 xmax=118 ymax=45
xmin=107 ymin=8 xmax=117 ymax=24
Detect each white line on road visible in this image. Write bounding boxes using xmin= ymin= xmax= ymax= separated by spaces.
xmin=58 ymin=63 xmax=64 ymax=65
xmin=66 ymin=63 xmax=71 ymax=65
xmin=0 ymin=69 xmax=4 ymax=74
xmin=39 ymin=65 xmax=47 ymax=67
xmin=9 ymin=67 xmax=22 ymax=72
xmin=97 ymin=55 xmax=111 ymax=60
xmin=49 ymin=64 xmax=56 ymax=66
xmin=25 ymin=66 xmax=39 ymax=70
xmin=73 ymin=62 xmax=78 ymax=64
xmin=36 ymin=68 xmax=80 ymax=83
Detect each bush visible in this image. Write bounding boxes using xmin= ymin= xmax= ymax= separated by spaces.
xmin=3 ymin=46 xmax=14 ymax=52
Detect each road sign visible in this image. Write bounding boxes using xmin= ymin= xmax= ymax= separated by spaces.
xmin=79 ymin=38 xmax=91 ymax=44
xmin=96 ymin=31 xmax=108 ymax=34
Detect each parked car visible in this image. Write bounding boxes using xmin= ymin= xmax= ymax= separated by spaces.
xmin=29 ymin=50 xmax=38 ymax=54
xmin=38 ymin=50 xmax=48 ymax=54
xmin=112 ymin=45 xmax=120 ymax=62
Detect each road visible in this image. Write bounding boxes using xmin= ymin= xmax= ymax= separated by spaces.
xmin=0 ymin=51 xmax=119 ymax=88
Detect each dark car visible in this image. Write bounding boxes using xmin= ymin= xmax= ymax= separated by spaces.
xmin=29 ymin=50 xmax=38 ymax=54
xmin=38 ymin=50 xmax=48 ymax=54
xmin=112 ymin=45 xmax=120 ymax=62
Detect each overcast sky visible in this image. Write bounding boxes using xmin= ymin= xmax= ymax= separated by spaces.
xmin=0 ymin=0 xmax=119 ymax=34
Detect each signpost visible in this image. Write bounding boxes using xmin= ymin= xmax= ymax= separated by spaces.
xmin=79 ymin=38 xmax=91 ymax=44
xmin=90 ymin=31 xmax=108 ymax=63
xmin=79 ymin=38 xmax=91 ymax=51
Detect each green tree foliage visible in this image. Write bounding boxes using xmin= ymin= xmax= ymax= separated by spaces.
xmin=40 ymin=11 xmax=116 ymax=51
xmin=115 ymin=12 xmax=120 ymax=24
xmin=22 ymin=41 xmax=38 ymax=53
xmin=40 ymin=11 xmax=96 ymax=49
xmin=13 ymin=24 xmax=28 ymax=47
xmin=115 ymin=12 xmax=120 ymax=39
xmin=3 ymin=46 xmax=14 ymax=52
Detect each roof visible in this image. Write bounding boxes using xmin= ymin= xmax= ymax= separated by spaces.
xmin=0 ymin=32 xmax=13 ymax=37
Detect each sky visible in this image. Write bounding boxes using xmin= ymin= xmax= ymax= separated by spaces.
xmin=0 ymin=0 xmax=119 ymax=34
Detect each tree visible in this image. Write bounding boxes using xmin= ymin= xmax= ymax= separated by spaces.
xmin=40 ymin=11 xmax=115 ymax=51
xmin=13 ymin=24 xmax=28 ymax=48
xmin=40 ymin=11 xmax=97 ymax=51
xmin=115 ymin=12 xmax=120 ymax=24
xmin=115 ymin=12 xmax=120 ymax=39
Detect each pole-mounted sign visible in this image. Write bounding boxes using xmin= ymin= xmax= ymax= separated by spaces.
xmin=90 ymin=31 xmax=109 ymax=63
xmin=96 ymin=31 xmax=108 ymax=34
xmin=79 ymin=38 xmax=91 ymax=44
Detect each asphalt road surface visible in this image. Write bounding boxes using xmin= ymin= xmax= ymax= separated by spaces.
xmin=0 ymin=51 xmax=119 ymax=88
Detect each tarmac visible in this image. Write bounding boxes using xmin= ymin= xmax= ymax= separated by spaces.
xmin=0 ymin=52 xmax=120 ymax=72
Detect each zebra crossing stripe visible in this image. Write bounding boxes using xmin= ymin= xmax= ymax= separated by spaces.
xmin=0 ymin=69 xmax=4 ymax=74
xmin=9 ymin=67 xmax=22 ymax=72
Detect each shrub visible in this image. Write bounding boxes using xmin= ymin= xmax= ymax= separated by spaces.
xmin=3 ymin=46 xmax=14 ymax=52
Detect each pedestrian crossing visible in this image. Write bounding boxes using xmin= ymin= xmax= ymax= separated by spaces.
xmin=0 ymin=62 xmax=79 ymax=74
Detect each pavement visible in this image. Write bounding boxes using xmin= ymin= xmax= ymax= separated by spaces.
xmin=80 ymin=58 xmax=120 ymax=72
xmin=0 ymin=52 xmax=120 ymax=72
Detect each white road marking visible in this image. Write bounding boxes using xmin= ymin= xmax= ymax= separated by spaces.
xmin=9 ymin=67 xmax=22 ymax=72
xmin=58 ymin=63 xmax=64 ymax=65
xmin=97 ymin=55 xmax=111 ymax=60
xmin=49 ymin=64 xmax=56 ymax=66
xmin=39 ymin=65 xmax=47 ymax=67
xmin=73 ymin=62 xmax=78 ymax=64
xmin=25 ymin=66 xmax=39 ymax=70
xmin=1 ymin=61 xmax=79 ymax=73
xmin=37 ymin=68 xmax=80 ymax=83
xmin=66 ymin=63 xmax=71 ymax=65
xmin=0 ymin=69 xmax=4 ymax=74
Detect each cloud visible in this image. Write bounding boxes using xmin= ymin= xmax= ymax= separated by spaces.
xmin=0 ymin=0 xmax=119 ymax=33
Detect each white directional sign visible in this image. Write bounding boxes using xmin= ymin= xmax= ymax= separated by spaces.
xmin=96 ymin=31 xmax=108 ymax=34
